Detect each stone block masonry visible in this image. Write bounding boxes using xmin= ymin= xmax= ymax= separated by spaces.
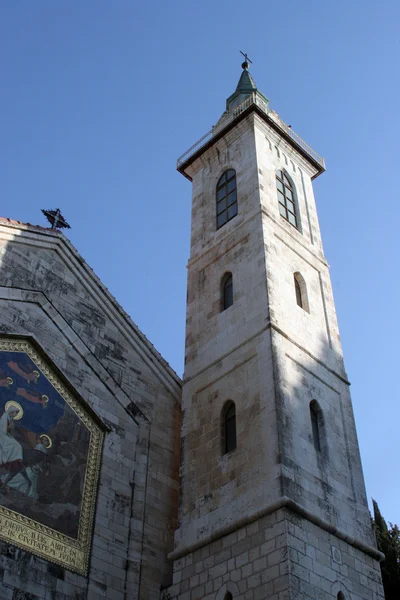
xmin=0 ymin=62 xmax=386 ymax=600
xmin=168 ymin=64 xmax=385 ymax=599
xmin=0 ymin=221 xmax=181 ymax=600
xmin=163 ymin=508 xmax=384 ymax=600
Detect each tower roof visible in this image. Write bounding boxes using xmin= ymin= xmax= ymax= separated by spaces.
xmin=177 ymin=59 xmax=325 ymax=180
xmin=225 ymin=60 xmax=269 ymax=113
xmin=235 ymin=63 xmax=257 ymax=94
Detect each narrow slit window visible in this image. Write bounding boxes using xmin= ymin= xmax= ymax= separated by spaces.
xmin=295 ymin=277 xmax=302 ymax=308
xmin=276 ymin=170 xmax=298 ymax=229
xmin=222 ymin=273 xmax=233 ymax=311
xmin=222 ymin=401 xmax=237 ymax=454
xmin=216 ymin=170 xmax=238 ymax=230
xmin=310 ymin=401 xmax=322 ymax=452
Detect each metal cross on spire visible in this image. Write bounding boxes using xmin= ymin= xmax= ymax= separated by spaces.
xmin=240 ymin=51 xmax=253 ymax=69
xmin=41 ymin=208 xmax=71 ymax=230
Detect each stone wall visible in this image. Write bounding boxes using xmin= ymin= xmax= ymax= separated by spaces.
xmin=166 ymin=105 xmax=383 ymax=599
xmin=0 ymin=221 xmax=181 ymax=600
xmin=164 ymin=508 xmax=384 ymax=600
xmin=178 ymin=114 xmax=282 ymax=551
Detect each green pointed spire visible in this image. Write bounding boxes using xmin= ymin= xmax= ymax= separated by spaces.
xmin=225 ymin=59 xmax=268 ymax=113
xmin=234 ymin=62 xmax=257 ymax=94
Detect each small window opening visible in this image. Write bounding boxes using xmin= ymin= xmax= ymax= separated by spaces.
xmin=337 ymin=593 xmax=345 ymax=600
xmin=295 ymin=277 xmax=302 ymax=308
xmin=310 ymin=401 xmax=322 ymax=452
xmin=222 ymin=273 xmax=233 ymax=311
xmin=222 ymin=401 xmax=236 ymax=454
xmin=293 ymin=272 xmax=309 ymax=312
xmin=224 ymin=594 xmax=233 ymax=600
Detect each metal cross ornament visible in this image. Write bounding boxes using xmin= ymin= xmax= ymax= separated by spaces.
xmin=41 ymin=208 xmax=71 ymax=230
xmin=240 ymin=51 xmax=253 ymax=66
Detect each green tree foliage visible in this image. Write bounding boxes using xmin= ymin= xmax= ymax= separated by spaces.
xmin=372 ymin=499 xmax=400 ymax=599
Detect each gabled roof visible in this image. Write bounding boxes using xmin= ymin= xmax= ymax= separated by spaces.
xmin=0 ymin=216 xmax=62 ymax=233
xmin=0 ymin=216 xmax=182 ymax=397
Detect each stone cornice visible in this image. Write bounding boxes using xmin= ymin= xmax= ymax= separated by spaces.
xmin=168 ymin=496 xmax=384 ymax=563
xmin=178 ymin=103 xmax=324 ymax=181
xmin=183 ymin=322 xmax=349 ymax=387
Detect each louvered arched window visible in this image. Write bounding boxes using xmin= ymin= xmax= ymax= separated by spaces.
xmin=222 ymin=272 xmax=233 ymax=311
xmin=221 ymin=401 xmax=236 ymax=455
xmin=216 ymin=169 xmax=237 ymax=230
xmin=276 ymin=170 xmax=298 ymax=228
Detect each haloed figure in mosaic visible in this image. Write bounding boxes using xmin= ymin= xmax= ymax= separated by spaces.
xmin=7 ymin=433 xmax=51 ymax=500
xmin=0 ymin=349 xmax=91 ymax=538
xmin=0 ymin=402 xmax=32 ymax=489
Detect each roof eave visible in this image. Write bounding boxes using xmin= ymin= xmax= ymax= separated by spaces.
xmin=178 ymin=104 xmax=325 ymax=181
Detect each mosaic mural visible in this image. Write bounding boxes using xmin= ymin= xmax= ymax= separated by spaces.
xmin=0 ymin=337 xmax=104 ymax=574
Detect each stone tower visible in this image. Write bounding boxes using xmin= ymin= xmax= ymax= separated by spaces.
xmin=165 ymin=62 xmax=384 ymax=600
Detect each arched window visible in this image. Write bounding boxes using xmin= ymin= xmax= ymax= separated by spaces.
xmin=221 ymin=401 xmax=236 ymax=454
xmin=337 ymin=593 xmax=345 ymax=600
xmin=276 ymin=170 xmax=298 ymax=228
xmin=310 ymin=400 xmax=322 ymax=452
xmin=224 ymin=594 xmax=233 ymax=600
xmin=216 ymin=169 xmax=237 ymax=230
xmin=222 ymin=273 xmax=233 ymax=311
xmin=293 ymin=272 xmax=309 ymax=312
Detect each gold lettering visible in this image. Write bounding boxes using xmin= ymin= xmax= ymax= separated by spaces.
xmin=0 ymin=515 xmax=85 ymax=573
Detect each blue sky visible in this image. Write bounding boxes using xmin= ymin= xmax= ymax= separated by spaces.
xmin=0 ymin=2 xmax=398 ymax=524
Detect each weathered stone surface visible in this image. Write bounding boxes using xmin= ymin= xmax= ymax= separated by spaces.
xmin=165 ymin=87 xmax=384 ymax=599
xmin=0 ymin=222 xmax=181 ymax=599
xmin=0 ymin=67 xmax=385 ymax=600
xmin=166 ymin=509 xmax=384 ymax=600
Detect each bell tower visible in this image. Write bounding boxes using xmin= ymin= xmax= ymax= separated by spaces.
xmin=165 ymin=60 xmax=384 ymax=600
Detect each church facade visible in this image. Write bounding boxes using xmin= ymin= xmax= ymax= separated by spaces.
xmin=0 ymin=63 xmax=385 ymax=600
xmin=0 ymin=219 xmax=181 ymax=599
